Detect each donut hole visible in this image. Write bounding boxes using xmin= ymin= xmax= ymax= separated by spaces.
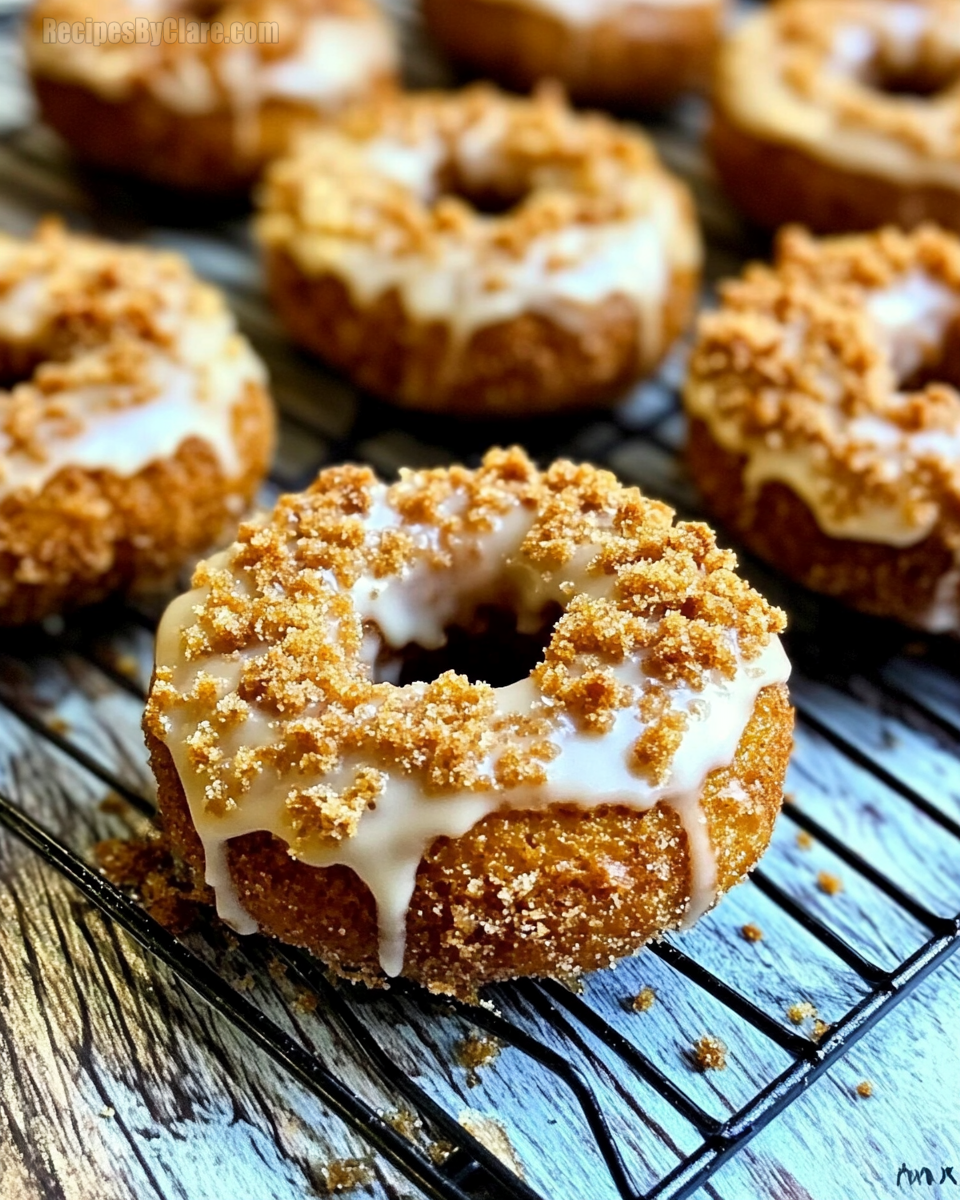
xmin=864 ymin=51 xmax=960 ymax=100
xmin=376 ymin=600 xmax=563 ymax=689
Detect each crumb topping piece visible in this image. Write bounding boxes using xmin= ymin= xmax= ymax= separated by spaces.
xmin=687 ymin=225 xmax=960 ymax=540
xmin=740 ymin=922 xmax=764 ymax=942
xmin=145 ymin=447 xmax=785 ymax=845
xmin=631 ymin=986 xmax=657 ymax=1012
xmin=692 ymin=1035 xmax=728 ymax=1071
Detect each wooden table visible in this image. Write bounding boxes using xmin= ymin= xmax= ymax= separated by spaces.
xmin=0 ymin=5 xmax=959 ymax=1198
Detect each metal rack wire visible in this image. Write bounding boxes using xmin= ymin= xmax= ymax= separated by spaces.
xmin=0 ymin=393 xmax=958 ymax=1199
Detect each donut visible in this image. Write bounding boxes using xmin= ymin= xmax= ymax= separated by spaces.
xmin=711 ymin=0 xmax=960 ymax=234
xmin=256 ymin=85 xmax=701 ymax=417
xmin=144 ymin=447 xmax=793 ymax=999
xmin=0 ymin=220 xmax=275 ymax=626
xmin=421 ymin=0 xmax=725 ymax=111
xmin=25 ymin=0 xmax=397 ymax=194
xmin=685 ymin=224 xmax=960 ymax=632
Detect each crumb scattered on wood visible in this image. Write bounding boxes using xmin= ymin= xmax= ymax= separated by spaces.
xmin=811 ymin=1018 xmax=830 ymax=1042
xmin=114 ymin=653 xmax=140 ymax=680
xmin=95 ymin=834 xmax=206 ymax=935
xmin=817 ymin=870 xmax=844 ymax=896
xmin=796 ymin=830 xmax=814 ymax=851
xmin=456 ymin=1032 xmax=501 ymax=1085
xmin=786 ymin=1001 xmax=818 ymax=1025
xmin=294 ymin=988 xmax=318 ymax=1014
xmin=320 ymin=1157 xmax=374 ymax=1193
xmin=459 ymin=1110 xmax=525 ymax=1179
xmin=234 ymin=973 xmax=255 ymax=992
xmin=384 ymin=1107 xmax=422 ymax=1142
xmin=428 ymin=1141 xmax=455 ymax=1165
xmin=268 ymin=957 xmax=288 ymax=982
xmin=631 ymin=987 xmax=656 ymax=1012
xmin=856 ymin=1080 xmax=874 ymax=1098
xmin=740 ymin=923 xmax=764 ymax=943
xmin=98 ymin=791 xmax=128 ymax=816
xmin=98 ymin=1106 xmax=115 ymax=1119
xmin=692 ymin=1035 xmax=727 ymax=1072
xmin=47 ymin=716 xmax=71 ymax=735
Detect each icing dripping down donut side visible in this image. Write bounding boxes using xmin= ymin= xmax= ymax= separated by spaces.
xmin=153 ymin=484 xmax=790 ymax=977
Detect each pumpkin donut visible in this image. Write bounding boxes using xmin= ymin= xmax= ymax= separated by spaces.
xmin=685 ymin=224 xmax=960 ymax=632
xmin=0 ymin=220 xmax=275 ymax=625
xmin=712 ymin=0 xmax=960 ymax=234
xmin=421 ymin=0 xmax=725 ymax=111
xmin=25 ymin=0 xmax=398 ymax=194
xmin=256 ymin=84 xmax=701 ymax=417
xmin=144 ymin=447 xmax=792 ymax=1000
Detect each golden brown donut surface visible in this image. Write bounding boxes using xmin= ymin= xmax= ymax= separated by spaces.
xmin=144 ymin=448 xmax=792 ymax=999
xmin=25 ymin=0 xmax=397 ymax=193
xmin=256 ymin=84 xmax=701 ymax=417
xmin=422 ymin=0 xmax=725 ymax=110
xmin=685 ymin=224 xmax=960 ymax=631
xmin=712 ymin=0 xmax=960 ymax=233
xmin=0 ymin=220 xmax=275 ymax=625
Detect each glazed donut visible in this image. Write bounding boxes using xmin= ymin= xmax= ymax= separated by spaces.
xmin=421 ymin=0 xmax=725 ymax=110
xmin=685 ymin=224 xmax=960 ymax=632
xmin=712 ymin=0 xmax=960 ymax=234
xmin=144 ymin=447 xmax=792 ymax=999
xmin=25 ymin=0 xmax=397 ymax=194
xmin=0 ymin=220 xmax=274 ymax=626
xmin=256 ymin=85 xmax=701 ymax=417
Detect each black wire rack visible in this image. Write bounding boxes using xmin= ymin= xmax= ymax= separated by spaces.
xmin=1 ymin=389 xmax=959 ymax=1200
xmin=1 ymin=1 xmax=960 ymax=1193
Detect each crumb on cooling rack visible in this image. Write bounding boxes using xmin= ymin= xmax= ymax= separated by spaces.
xmin=631 ymin=986 xmax=657 ymax=1012
xmin=740 ymin=922 xmax=764 ymax=943
xmin=384 ymin=1107 xmax=423 ymax=1142
xmin=796 ymin=830 xmax=814 ymax=851
xmin=856 ymin=1080 xmax=874 ymax=1099
xmin=320 ymin=1157 xmax=374 ymax=1193
xmin=811 ymin=1018 xmax=830 ymax=1042
xmin=456 ymin=1032 xmax=502 ymax=1085
xmin=268 ymin=956 xmax=288 ymax=982
xmin=817 ymin=870 xmax=844 ymax=896
xmin=692 ymin=1035 xmax=728 ymax=1072
xmin=98 ymin=791 xmax=129 ymax=816
xmin=234 ymin=973 xmax=255 ymax=992
xmin=786 ymin=1001 xmax=818 ymax=1025
xmin=459 ymin=1110 xmax=525 ymax=1178
xmin=95 ymin=833 xmax=206 ymax=935
xmin=47 ymin=716 xmax=71 ymax=735
xmin=428 ymin=1140 xmax=455 ymax=1165
xmin=294 ymin=988 xmax=319 ymax=1014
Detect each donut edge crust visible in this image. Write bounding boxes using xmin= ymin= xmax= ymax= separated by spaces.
xmin=0 ymin=380 xmax=274 ymax=626
xmin=264 ymin=246 xmax=699 ymax=417
xmin=147 ymin=681 xmax=793 ymax=1001
xmin=687 ymin=417 xmax=960 ymax=627
xmin=422 ymin=0 xmax=723 ymax=110
xmin=709 ymin=105 xmax=960 ymax=236
xmin=32 ymin=75 xmax=396 ymax=195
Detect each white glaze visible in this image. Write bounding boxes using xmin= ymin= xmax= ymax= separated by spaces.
xmin=154 ymin=483 xmax=790 ymax=976
xmin=718 ymin=4 xmax=960 ymax=189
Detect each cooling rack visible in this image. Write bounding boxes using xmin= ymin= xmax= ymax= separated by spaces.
xmin=1 ymin=4 xmax=959 ymax=1198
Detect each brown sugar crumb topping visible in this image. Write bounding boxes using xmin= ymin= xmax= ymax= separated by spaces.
xmin=741 ymin=922 xmax=764 ymax=943
xmin=631 ymin=986 xmax=657 ymax=1012
xmin=688 ymin=224 xmax=960 ymax=531
xmin=692 ymin=1035 xmax=728 ymax=1071
xmin=145 ymin=448 xmax=784 ymax=842
xmin=787 ymin=1000 xmax=818 ymax=1025
xmin=856 ymin=1079 xmax=874 ymax=1098
xmin=817 ymin=870 xmax=844 ymax=895
xmin=456 ymin=1031 xmax=502 ymax=1084
xmin=257 ymin=84 xmax=666 ymax=265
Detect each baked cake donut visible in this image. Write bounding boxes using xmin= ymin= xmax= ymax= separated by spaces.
xmin=144 ymin=448 xmax=793 ymax=999
xmin=25 ymin=0 xmax=397 ymax=194
xmin=712 ymin=0 xmax=960 ymax=234
xmin=686 ymin=224 xmax=960 ymax=632
xmin=0 ymin=220 xmax=274 ymax=626
xmin=256 ymin=85 xmax=701 ymax=417
xmin=421 ymin=0 xmax=725 ymax=111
